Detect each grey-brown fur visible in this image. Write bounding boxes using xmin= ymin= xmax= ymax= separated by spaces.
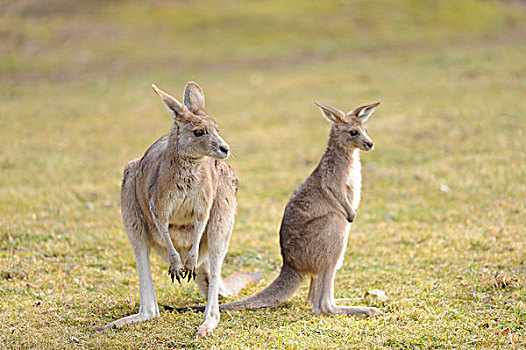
xmin=211 ymin=100 xmax=382 ymax=316
xmin=97 ymin=82 xmax=260 ymax=338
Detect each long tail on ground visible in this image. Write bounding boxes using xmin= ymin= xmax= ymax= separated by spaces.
xmin=167 ymin=263 xmax=304 ymax=313
xmin=220 ymin=263 xmax=304 ymax=311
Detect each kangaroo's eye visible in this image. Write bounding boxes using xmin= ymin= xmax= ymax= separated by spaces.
xmin=350 ymin=130 xmax=359 ymax=137
xmin=193 ymin=129 xmax=206 ymax=137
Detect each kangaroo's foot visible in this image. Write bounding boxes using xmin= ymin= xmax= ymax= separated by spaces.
xmin=314 ymin=305 xmax=383 ymax=317
xmin=95 ymin=306 xmax=160 ymax=333
xmin=194 ymin=314 xmax=219 ymax=339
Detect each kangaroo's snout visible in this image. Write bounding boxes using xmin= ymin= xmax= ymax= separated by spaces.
xmin=213 ymin=143 xmax=230 ymax=159
xmin=219 ymin=145 xmax=230 ymax=157
xmin=360 ymin=139 xmax=374 ymax=151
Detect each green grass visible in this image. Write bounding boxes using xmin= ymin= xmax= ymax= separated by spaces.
xmin=1 ymin=0 xmax=525 ymax=348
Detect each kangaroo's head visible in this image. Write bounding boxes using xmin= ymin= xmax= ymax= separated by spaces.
xmin=152 ymin=82 xmax=230 ymax=159
xmin=315 ymin=101 xmax=379 ymax=151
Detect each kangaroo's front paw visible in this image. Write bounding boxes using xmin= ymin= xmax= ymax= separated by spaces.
xmin=184 ymin=250 xmax=198 ymax=282
xmin=168 ymin=254 xmax=184 ymax=284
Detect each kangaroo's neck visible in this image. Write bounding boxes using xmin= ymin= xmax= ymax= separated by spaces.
xmin=165 ymin=130 xmax=208 ymax=178
xmin=319 ymin=129 xmax=360 ymax=185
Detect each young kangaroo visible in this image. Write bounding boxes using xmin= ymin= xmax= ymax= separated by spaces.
xmin=176 ymin=100 xmax=382 ymax=317
xmin=98 ymin=82 xmax=260 ymax=338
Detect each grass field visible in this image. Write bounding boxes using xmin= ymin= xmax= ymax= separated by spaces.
xmin=1 ymin=0 xmax=526 ymax=348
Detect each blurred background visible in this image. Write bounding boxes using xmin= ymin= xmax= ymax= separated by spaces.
xmin=1 ymin=0 xmax=525 ymax=348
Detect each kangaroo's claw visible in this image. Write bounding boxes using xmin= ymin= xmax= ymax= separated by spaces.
xmin=168 ymin=254 xmax=185 ymax=284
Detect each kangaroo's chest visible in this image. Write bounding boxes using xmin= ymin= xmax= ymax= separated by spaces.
xmin=168 ymin=187 xmax=200 ymax=226
xmin=347 ymin=159 xmax=362 ymax=210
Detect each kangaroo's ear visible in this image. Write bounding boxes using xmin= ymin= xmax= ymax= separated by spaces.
xmin=152 ymin=84 xmax=186 ymax=119
xmin=184 ymin=81 xmax=205 ymax=114
xmin=348 ymin=102 xmax=380 ymax=123
xmin=315 ymin=101 xmax=347 ymax=124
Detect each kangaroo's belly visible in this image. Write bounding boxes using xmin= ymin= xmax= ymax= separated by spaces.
xmin=149 ymin=192 xmax=200 ymax=253
xmin=149 ymin=223 xmax=201 ymax=264
xmin=169 ymin=224 xmax=195 ymax=251
xmin=167 ymin=195 xmax=198 ymax=251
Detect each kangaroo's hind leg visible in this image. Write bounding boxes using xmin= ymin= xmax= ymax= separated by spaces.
xmin=306 ymin=276 xmax=317 ymax=304
xmin=97 ymin=162 xmax=160 ymax=332
xmin=312 ymin=266 xmax=381 ymax=317
xmin=97 ymin=233 xmax=160 ymax=331
xmin=194 ymin=194 xmax=236 ymax=338
xmin=190 ymin=237 xmax=239 ymax=299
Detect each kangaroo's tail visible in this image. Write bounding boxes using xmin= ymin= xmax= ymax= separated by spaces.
xmin=220 ymin=263 xmax=304 ymax=311
xmin=167 ymin=263 xmax=304 ymax=313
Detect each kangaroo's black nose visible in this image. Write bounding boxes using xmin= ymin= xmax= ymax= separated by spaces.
xmin=366 ymin=142 xmax=374 ymax=148
xmin=219 ymin=145 xmax=230 ymax=154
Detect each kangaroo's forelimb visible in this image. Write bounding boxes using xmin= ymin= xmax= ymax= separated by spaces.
xmin=185 ymin=210 xmax=211 ymax=281
xmin=326 ymin=184 xmax=355 ymax=222
xmin=149 ymin=197 xmax=185 ymax=283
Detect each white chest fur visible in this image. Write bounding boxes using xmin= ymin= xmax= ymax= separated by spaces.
xmin=347 ymin=149 xmax=362 ymax=211
xmin=336 ymin=150 xmax=362 ymax=270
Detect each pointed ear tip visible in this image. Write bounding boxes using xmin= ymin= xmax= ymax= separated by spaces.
xmin=151 ymin=84 xmax=161 ymax=94
xmin=186 ymin=81 xmax=201 ymax=88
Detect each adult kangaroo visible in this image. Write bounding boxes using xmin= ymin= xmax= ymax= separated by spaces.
xmin=177 ymin=100 xmax=382 ymax=317
xmin=98 ymin=82 xmax=261 ymax=338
